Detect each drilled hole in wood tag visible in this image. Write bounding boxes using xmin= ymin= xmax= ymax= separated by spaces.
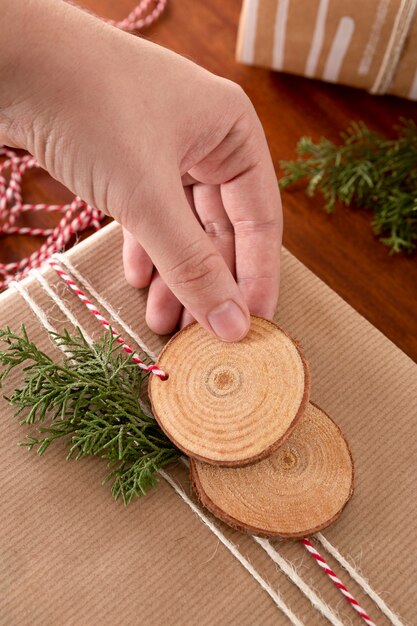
xmin=148 ymin=315 xmax=310 ymax=466
xmin=190 ymin=403 xmax=354 ymax=538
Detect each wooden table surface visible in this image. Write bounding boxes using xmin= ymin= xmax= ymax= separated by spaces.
xmin=2 ymin=0 xmax=416 ymax=360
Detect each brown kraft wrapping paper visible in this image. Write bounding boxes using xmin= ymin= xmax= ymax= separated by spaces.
xmin=0 ymin=221 xmax=416 ymax=625
xmin=237 ymin=0 xmax=417 ymax=100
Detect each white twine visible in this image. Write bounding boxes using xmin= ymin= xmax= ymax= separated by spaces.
xmin=255 ymin=538 xmax=344 ymax=626
xmin=11 ymin=276 xmax=303 ymax=625
xmin=316 ymin=533 xmax=405 ymax=626
xmin=180 ymin=458 xmax=342 ymax=624
xmin=29 ymin=268 xmax=94 ymax=347
xmin=158 ymin=468 xmax=304 ymax=626
xmin=10 ymin=272 xmax=304 ymax=626
xmin=9 ymin=279 xmax=79 ymax=363
xmin=14 ymin=259 xmax=405 ymax=625
xmin=10 ymin=280 xmax=63 ymax=340
xmin=53 ymin=253 xmax=158 ymax=362
xmin=15 ymin=266 xmax=304 ymax=624
xmin=80 ymin=276 xmax=404 ymax=625
xmin=26 ymin=269 xmax=153 ymax=418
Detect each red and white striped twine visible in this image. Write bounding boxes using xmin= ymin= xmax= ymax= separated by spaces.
xmin=76 ymin=0 xmax=168 ymax=31
xmin=48 ymin=259 xmax=167 ymax=380
xmin=0 ymin=148 xmax=104 ymax=289
xmin=302 ymin=538 xmax=376 ymax=626
xmin=0 ymin=1 xmax=167 ymax=290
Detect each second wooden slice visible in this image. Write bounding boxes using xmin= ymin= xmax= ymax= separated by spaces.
xmin=148 ymin=315 xmax=310 ymax=466
xmin=190 ymin=403 xmax=354 ymax=537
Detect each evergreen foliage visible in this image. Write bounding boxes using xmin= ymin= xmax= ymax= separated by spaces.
xmin=0 ymin=326 xmax=180 ymax=503
xmin=280 ymin=119 xmax=417 ymax=253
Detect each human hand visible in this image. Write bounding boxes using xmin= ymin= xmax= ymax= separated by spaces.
xmin=0 ymin=0 xmax=282 ymax=341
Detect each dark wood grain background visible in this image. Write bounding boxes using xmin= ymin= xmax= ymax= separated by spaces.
xmin=2 ymin=0 xmax=416 ymax=360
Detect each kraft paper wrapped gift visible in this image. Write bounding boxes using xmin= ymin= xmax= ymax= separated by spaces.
xmin=237 ymin=0 xmax=417 ymax=100
xmin=0 ymin=221 xmax=416 ymax=625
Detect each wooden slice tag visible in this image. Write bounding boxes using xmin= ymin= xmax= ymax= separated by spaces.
xmin=190 ymin=403 xmax=354 ymax=538
xmin=148 ymin=316 xmax=310 ymax=466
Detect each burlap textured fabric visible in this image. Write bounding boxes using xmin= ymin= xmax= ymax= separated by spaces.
xmin=0 ymin=221 xmax=415 ymax=624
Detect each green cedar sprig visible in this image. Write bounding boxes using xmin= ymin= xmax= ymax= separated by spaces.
xmin=0 ymin=326 xmax=180 ymax=503
xmin=279 ymin=118 xmax=417 ymax=253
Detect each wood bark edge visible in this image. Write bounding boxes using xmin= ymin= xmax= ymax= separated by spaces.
xmin=189 ymin=402 xmax=355 ymax=538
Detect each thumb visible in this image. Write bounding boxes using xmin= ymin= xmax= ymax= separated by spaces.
xmin=129 ymin=177 xmax=250 ymax=342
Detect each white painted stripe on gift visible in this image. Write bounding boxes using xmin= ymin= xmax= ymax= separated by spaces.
xmin=358 ymin=0 xmax=390 ymax=75
xmin=239 ymin=0 xmax=260 ymax=64
xmin=322 ymin=16 xmax=355 ymax=82
xmin=408 ymin=66 xmax=417 ymax=99
xmin=305 ymin=0 xmax=330 ymax=77
xmin=272 ymin=0 xmax=290 ymax=70
xmin=371 ymin=0 xmax=417 ymax=94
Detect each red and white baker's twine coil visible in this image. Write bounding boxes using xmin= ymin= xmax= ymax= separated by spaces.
xmin=302 ymin=538 xmax=376 ymax=626
xmin=0 ymin=1 xmax=167 ymax=290
xmin=70 ymin=0 xmax=167 ymax=31
xmin=0 ymin=149 xmax=104 ymax=289
xmin=48 ymin=259 xmax=167 ymax=380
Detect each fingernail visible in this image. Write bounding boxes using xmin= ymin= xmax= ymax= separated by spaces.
xmin=208 ymin=300 xmax=249 ymax=342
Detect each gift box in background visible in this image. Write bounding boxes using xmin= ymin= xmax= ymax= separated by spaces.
xmin=237 ymin=0 xmax=417 ymax=99
xmin=0 ymin=221 xmax=416 ymax=624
